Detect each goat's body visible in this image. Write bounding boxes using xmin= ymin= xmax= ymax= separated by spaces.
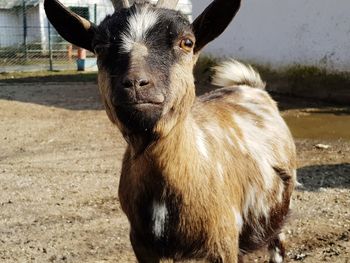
xmin=119 ymin=62 xmax=296 ymax=262
xmin=45 ymin=1 xmax=295 ymax=261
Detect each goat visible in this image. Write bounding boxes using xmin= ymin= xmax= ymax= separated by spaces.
xmin=45 ymin=0 xmax=296 ymax=262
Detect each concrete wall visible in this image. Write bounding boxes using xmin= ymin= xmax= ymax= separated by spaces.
xmin=0 ymin=10 xmax=21 ymax=47
xmin=26 ymin=6 xmax=42 ymax=45
xmin=0 ymin=5 xmax=45 ymax=48
xmin=192 ymin=0 xmax=350 ymax=72
xmin=59 ymin=0 xmax=114 ymax=23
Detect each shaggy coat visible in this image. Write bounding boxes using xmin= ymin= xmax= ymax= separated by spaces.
xmin=114 ymin=61 xmax=296 ymax=262
xmin=44 ymin=0 xmax=296 ymax=262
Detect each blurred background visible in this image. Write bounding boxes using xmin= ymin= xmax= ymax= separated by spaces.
xmin=0 ymin=0 xmax=349 ymax=103
xmin=0 ymin=0 xmax=191 ymax=72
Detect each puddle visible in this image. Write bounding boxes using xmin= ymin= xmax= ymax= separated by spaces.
xmin=282 ymin=109 xmax=350 ymax=140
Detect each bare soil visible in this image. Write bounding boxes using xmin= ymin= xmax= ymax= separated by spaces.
xmin=0 ymin=81 xmax=349 ymax=262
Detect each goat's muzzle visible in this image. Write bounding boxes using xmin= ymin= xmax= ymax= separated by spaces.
xmin=111 ymin=71 xmax=166 ymax=133
xmin=121 ymin=73 xmax=165 ymax=105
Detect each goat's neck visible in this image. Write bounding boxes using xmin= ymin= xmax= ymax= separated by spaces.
xmin=127 ymin=110 xmax=195 ymax=164
xmin=149 ymin=114 xmax=197 ymax=168
xmin=127 ymin=81 xmax=196 ymax=156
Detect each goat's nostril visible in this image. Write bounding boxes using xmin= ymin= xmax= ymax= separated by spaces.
xmin=122 ymin=78 xmax=133 ymax=88
xmin=138 ymin=79 xmax=150 ymax=87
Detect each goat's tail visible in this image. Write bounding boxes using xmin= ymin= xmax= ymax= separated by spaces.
xmin=211 ymin=59 xmax=266 ymax=89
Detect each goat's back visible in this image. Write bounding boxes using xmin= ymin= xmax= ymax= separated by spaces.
xmin=191 ymin=60 xmax=296 ymax=251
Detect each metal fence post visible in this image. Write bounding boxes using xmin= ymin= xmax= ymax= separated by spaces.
xmin=22 ymin=0 xmax=28 ymax=61
xmin=48 ymin=21 xmax=53 ymax=71
xmin=94 ymin=4 xmax=97 ymax=24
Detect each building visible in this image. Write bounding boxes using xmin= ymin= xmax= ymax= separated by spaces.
xmin=0 ymin=0 xmax=117 ymax=49
xmin=0 ymin=0 xmax=192 ymax=49
xmin=0 ymin=0 xmax=192 ymax=72
xmin=0 ymin=0 xmax=41 ymax=47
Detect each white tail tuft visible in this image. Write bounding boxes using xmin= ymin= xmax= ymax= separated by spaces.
xmin=212 ymin=60 xmax=265 ymax=89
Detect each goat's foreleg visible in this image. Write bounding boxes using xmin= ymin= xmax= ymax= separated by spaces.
xmin=207 ymin=227 xmax=240 ymax=263
xmin=130 ymin=231 xmax=160 ymax=263
xmin=268 ymin=233 xmax=286 ymax=263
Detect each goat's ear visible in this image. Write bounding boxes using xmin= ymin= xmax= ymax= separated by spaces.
xmin=44 ymin=0 xmax=96 ymax=52
xmin=192 ymin=0 xmax=241 ymax=54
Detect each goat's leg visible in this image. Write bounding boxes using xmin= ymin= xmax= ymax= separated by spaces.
xmin=268 ymin=233 xmax=286 ymax=263
xmin=207 ymin=232 xmax=240 ymax=263
xmin=207 ymin=254 xmax=239 ymax=263
xmin=238 ymin=254 xmax=244 ymax=263
xmin=130 ymin=231 xmax=160 ymax=263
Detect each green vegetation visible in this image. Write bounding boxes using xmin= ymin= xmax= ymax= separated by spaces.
xmin=195 ymin=55 xmax=350 ymax=84
xmin=194 ymin=55 xmax=350 ymax=104
xmin=283 ymin=65 xmax=350 ymax=92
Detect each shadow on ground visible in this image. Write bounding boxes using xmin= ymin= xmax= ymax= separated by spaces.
xmin=297 ymin=163 xmax=350 ymax=191
xmin=0 ymin=72 xmax=97 ymax=84
xmin=1 ymin=73 xmax=349 ymax=113
xmin=0 ymin=80 xmax=103 ymax=111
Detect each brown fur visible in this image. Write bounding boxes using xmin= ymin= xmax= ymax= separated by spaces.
xmin=115 ymin=60 xmax=296 ymax=262
xmin=43 ymin=0 xmax=295 ymax=261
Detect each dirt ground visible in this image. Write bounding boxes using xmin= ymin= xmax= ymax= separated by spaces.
xmin=0 ymin=81 xmax=349 ymax=262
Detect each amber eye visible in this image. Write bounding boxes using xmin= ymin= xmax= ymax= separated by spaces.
xmin=180 ymin=38 xmax=194 ymax=52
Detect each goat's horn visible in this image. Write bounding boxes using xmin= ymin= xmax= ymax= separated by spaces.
xmin=156 ymin=0 xmax=179 ymax=9
xmin=111 ymin=0 xmax=130 ymax=10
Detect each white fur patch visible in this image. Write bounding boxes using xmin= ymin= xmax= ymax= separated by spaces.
xmin=196 ymin=129 xmax=209 ymax=159
xmin=225 ymin=133 xmax=234 ymax=146
xmin=269 ymin=247 xmax=283 ymax=263
xmin=217 ymin=162 xmax=224 ymax=182
xmin=212 ymin=60 xmax=265 ymax=89
xmin=121 ymin=6 xmax=159 ymax=53
xmin=232 ymin=207 xmax=244 ymax=231
xmin=229 ymin=127 xmax=246 ymax=153
xmin=279 ymin=233 xmax=286 ymax=242
xmin=205 ymin=123 xmax=222 ymax=139
xmin=243 ymin=186 xmax=270 ymax=219
xmin=276 ymin=181 xmax=284 ymax=203
xmin=152 ymin=201 xmax=168 ymax=239
xmin=233 ymin=114 xmax=275 ymax=190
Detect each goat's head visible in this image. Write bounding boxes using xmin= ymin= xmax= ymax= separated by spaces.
xmin=45 ymin=0 xmax=241 ymax=142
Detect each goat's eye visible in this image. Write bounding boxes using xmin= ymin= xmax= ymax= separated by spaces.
xmin=94 ymin=44 xmax=108 ymax=54
xmin=180 ymin=38 xmax=194 ymax=52
xmin=94 ymin=46 xmax=103 ymax=54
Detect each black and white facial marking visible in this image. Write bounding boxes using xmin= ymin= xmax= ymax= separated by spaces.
xmin=93 ymin=3 xmax=195 ymax=135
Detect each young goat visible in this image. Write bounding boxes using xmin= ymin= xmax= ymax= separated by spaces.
xmin=45 ymin=0 xmax=296 ymax=262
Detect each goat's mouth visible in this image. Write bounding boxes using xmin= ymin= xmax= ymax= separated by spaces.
xmin=116 ymin=101 xmax=164 ymax=113
xmin=123 ymin=101 xmax=164 ymax=107
xmin=112 ymin=89 xmax=166 ymax=110
xmin=113 ymin=101 xmax=164 ymax=134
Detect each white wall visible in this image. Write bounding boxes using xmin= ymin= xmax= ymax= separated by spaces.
xmin=0 ymin=10 xmax=21 ymax=47
xmin=26 ymin=6 xmax=41 ymax=44
xmin=40 ymin=0 xmax=192 ymax=49
xmin=192 ymin=0 xmax=350 ymax=71
xmin=60 ymin=0 xmax=114 ymax=22
xmin=0 ymin=6 xmax=43 ymax=48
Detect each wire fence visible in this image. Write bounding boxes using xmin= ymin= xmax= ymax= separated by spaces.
xmin=0 ymin=0 xmax=193 ymax=73
xmin=0 ymin=0 xmax=117 ymax=72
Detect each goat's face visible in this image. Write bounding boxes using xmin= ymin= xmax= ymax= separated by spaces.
xmin=95 ymin=4 xmax=196 ymax=134
xmin=44 ymin=0 xmax=241 ymax=138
